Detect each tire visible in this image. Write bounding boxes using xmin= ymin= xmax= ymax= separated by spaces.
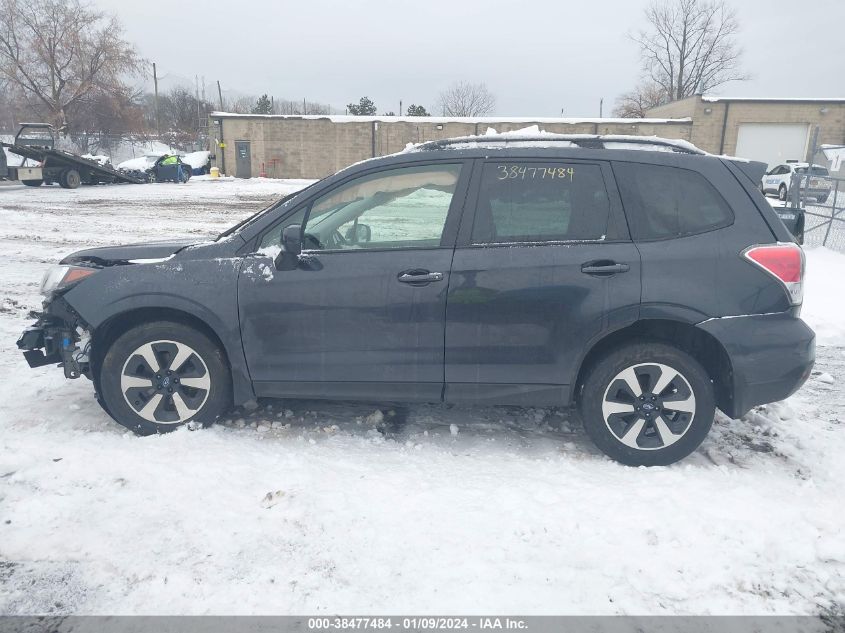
xmin=21 ymin=179 xmax=43 ymax=187
xmin=778 ymin=184 xmax=788 ymax=202
xmin=579 ymin=341 xmax=715 ymax=466
xmin=59 ymin=168 xmax=81 ymax=189
xmin=99 ymin=321 xmax=232 ymax=435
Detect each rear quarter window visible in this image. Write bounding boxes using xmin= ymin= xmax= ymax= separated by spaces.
xmin=613 ymin=162 xmax=734 ymax=241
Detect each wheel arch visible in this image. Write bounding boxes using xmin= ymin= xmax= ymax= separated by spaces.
xmin=572 ymin=318 xmax=734 ymax=415
xmin=89 ymin=305 xmax=254 ymax=407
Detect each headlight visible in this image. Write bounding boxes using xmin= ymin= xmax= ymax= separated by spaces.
xmin=40 ymin=265 xmax=98 ymax=296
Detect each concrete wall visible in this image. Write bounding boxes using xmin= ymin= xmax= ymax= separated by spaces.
xmin=210 ymin=115 xmax=694 ymax=179
xmin=211 ymin=99 xmax=845 ymax=179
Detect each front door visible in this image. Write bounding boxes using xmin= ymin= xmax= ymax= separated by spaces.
xmin=444 ymin=159 xmax=641 ymax=405
xmin=235 ymin=141 xmax=251 ymax=178
xmin=238 ymin=161 xmax=469 ymax=401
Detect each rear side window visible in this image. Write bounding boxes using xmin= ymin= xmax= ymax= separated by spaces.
xmin=471 ymin=162 xmax=611 ymax=243
xmin=613 ymin=162 xmax=734 ymax=241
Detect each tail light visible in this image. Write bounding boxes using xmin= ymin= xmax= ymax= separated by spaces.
xmin=743 ymin=243 xmax=804 ymax=305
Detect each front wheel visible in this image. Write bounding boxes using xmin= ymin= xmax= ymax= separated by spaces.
xmin=579 ymin=342 xmax=715 ymax=466
xmin=778 ymin=184 xmax=788 ymax=202
xmin=99 ymin=321 xmax=231 ymax=435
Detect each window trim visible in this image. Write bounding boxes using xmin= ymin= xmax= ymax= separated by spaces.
xmin=253 ymin=159 xmax=473 ymax=255
xmin=456 ymin=158 xmax=630 ymax=248
xmin=610 ymin=161 xmax=735 ymax=243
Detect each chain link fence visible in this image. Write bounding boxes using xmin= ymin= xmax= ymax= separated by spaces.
xmin=792 ymin=171 xmax=845 ymax=252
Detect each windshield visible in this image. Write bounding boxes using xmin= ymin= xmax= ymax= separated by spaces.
xmin=216 ymin=180 xmax=319 ymax=239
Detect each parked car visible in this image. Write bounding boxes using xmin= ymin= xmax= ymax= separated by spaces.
xmin=761 ymin=162 xmax=831 ymax=203
xmin=18 ymin=135 xmax=815 ymax=466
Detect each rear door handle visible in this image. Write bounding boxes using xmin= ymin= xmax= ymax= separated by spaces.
xmin=581 ymin=261 xmax=630 ymax=276
xmin=397 ymin=270 xmax=444 ymax=284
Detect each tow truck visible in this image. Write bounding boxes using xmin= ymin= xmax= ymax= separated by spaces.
xmin=0 ymin=123 xmax=143 ymax=188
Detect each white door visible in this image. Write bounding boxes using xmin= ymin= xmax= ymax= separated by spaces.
xmin=735 ymin=123 xmax=809 ymax=168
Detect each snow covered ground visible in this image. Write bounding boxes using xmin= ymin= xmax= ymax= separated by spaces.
xmin=0 ymin=179 xmax=843 ymax=616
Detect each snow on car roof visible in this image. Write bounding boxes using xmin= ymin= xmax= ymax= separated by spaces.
xmin=405 ymin=131 xmax=708 ymax=155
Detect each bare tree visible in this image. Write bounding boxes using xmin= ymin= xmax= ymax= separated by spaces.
xmin=437 ymin=81 xmax=495 ymax=117
xmin=0 ymin=0 xmax=142 ymax=132
xmin=613 ymin=82 xmax=670 ymax=118
xmin=633 ymin=0 xmax=747 ymax=101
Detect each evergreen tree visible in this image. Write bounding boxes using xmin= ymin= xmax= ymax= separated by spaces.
xmin=347 ymin=96 xmax=377 ymax=116
xmin=406 ymin=104 xmax=429 ymax=116
xmin=252 ymin=94 xmax=272 ymax=114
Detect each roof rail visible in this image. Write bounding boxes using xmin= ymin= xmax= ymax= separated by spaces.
xmin=412 ymin=134 xmax=706 ymax=155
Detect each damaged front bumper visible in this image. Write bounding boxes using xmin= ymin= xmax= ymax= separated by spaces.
xmin=17 ymin=300 xmax=91 ymax=379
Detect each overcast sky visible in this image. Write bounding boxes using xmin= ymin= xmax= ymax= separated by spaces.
xmin=96 ymin=0 xmax=844 ymax=117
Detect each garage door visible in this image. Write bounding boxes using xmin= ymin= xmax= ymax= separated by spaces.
xmin=735 ymin=123 xmax=809 ymax=168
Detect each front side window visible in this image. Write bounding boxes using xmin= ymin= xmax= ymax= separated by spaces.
xmin=613 ymin=162 xmax=734 ymax=240
xmin=471 ymin=162 xmax=611 ymax=244
xmin=300 ymin=164 xmax=462 ymax=251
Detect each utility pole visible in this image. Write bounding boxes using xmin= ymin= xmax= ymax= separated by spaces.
xmin=399 ymin=100 xmax=403 ymax=116
xmin=599 ymin=98 xmax=603 ymax=118
xmin=217 ymin=80 xmax=224 ymax=111
xmin=195 ymin=75 xmax=201 ymax=132
xmin=152 ymin=62 xmax=160 ymax=136
xmin=303 ymin=97 xmax=307 ymax=115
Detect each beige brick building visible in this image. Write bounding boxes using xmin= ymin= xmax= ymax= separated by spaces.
xmin=209 ymin=114 xmax=693 ymax=179
xmin=646 ymin=95 xmax=845 ymax=169
xmin=210 ymin=95 xmax=845 ymax=179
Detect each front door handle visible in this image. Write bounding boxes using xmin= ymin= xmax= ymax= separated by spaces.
xmin=397 ymin=270 xmax=444 ymax=285
xmin=581 ymin=261 xmax=630 ymax=276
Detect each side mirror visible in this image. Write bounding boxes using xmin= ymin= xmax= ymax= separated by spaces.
xmin=344 ymin=223 xmax=372 ymax=244
xmin=274 ymin=224 xmax=302 ymax=270
xmin=282 ymin=224 xmax=302 ymax=255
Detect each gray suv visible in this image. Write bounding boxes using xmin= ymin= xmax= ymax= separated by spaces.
xmin=18 ymin=135 xmax=815 ymax=466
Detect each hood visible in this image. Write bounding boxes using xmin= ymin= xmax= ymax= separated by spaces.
xmin=61 ymin=240 xmax=197 ymax=266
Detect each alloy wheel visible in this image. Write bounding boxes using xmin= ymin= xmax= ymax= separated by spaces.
xmin=601 ymin=362 xmax=696 ymax=451
xmin=120 ymin=340 xmax=211 ymax=424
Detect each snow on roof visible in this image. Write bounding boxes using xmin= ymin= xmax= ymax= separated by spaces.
xmin=210 ymin=112 xmax=691 ymax=125
xmin=702 ymin=96 xmax=845 ymax=103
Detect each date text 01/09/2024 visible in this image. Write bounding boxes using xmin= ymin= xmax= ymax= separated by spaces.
xmin=307 ymin=617 xmax=528 ymax=630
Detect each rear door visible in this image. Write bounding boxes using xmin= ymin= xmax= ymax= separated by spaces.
xmin=444 ymin=158 xmax=641 ymax=405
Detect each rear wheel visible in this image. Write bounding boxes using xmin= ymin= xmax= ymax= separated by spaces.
xmin=99 ymin=321 xmax=231 ymax=435
xmin=778 ymin=183 xmax=788 ymax=202
xmin=579 ymin=342 xmax=715 ymax=466
xmin=21 ymin=179 xmax=43 ymax=187
xmin=59 ymin=168 xmax=81 ymax=189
